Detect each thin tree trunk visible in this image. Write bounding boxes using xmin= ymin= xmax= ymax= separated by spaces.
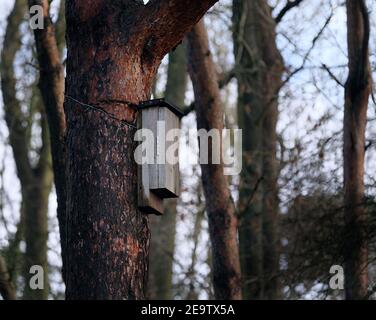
xmin=28 ymin=0 xmax=67 ymax=282
xmin=233 ymin=0 xmax=284 ymax=299
xmin=187 ymin=19 xmax=242 ymax=300
xmin=22 ymin=115 xmax=53 ymax=300
xmin=61 ymin=0 xmax=217 ymax=299
xmin=186 ymin=183 xmax=205 ymax=300
xmin=1 ymin=0 xmax=53 ymax=299
xmin=259 ymin=4 xmax=284 ymax=299
xmin=343 ymin=0 xmax=371 ymax=300
xmin=148 ymin=44 xmax=187 ymax=300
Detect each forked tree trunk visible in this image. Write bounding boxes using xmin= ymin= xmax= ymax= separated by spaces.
xmin=62 ymin=0 xmax=217 ymax=299
xmin=343 ymin=0 xmax=371 ymax=300
xmin=187 ymin=20 xmax=242 ymax=300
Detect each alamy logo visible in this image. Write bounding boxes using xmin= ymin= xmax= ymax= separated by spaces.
xmin=29 ymin=5 xmax=44 ymax=30
xmin=29 ymin=265 xmax=44 ymax=290
xmin=329 ymin=265 xmax=344 ymax=290
xmin=134 ymin=122 xmax=242 ymax=176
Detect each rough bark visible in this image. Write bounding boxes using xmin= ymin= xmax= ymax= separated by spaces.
xmin=148 ymin=45 xmax=187 ymax=300
xmin=28 ymin=0 xmax=67 ymax=282
xmin=1 ymin=0 xmax=53 ymax=299
xmin=233 ymin=0 xmax=284 ymax=299
xmin=343 ymin=0 xmax=371 ymax=300
xmin=187 ymin=19 xmax=242 ymax=300
xmin=62 ymin=0 xmax=217 ymax=299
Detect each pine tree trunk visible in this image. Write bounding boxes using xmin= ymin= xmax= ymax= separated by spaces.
xmin=63 ymin=0 xmax=218 ymax=299
xmin=64 ymin=5 xmax=151 ymax=297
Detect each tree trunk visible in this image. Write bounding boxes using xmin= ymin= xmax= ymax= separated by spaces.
xmin=233 ymin=0 xmax=284 ymax=299
xmin=22 ymin=162 xmax=53 ymax=300
xmin=187 ymin=19 xmax=242 ymax=300
xmin=22 ymin=114 xmax=53 ymax=300
xmin=148 ymin=45 xmax=187 ymax=300
xmin=1 ymin=0 xmax=53 ymax=299
xmin=28 ymin=0 xmax=67 ymax=282
xmin=186 ymin=183 xmax=205 ymax=300
xmin=62 ymin=0 xmax=217 ymax=299
xmin=343 ymin=0 xmax=371 ymax=300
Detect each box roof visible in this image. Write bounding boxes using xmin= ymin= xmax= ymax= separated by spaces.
xmin=138 ymin=98 xmax=184 ymax=118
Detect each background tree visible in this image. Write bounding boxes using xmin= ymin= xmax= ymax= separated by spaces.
xmin=187 ymin=19 xmax=242 ymax=299
xmin=232 ymin=0 xmax=284 ymax=299
xmin=343 ymin=0 xmax=372 ymax=299
xmin=1 ymin=0 xmax=53 ymax=299
xmin=28 ymin=0 xmax=67 ymax=282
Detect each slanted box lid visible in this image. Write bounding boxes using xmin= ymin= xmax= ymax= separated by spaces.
xmin=138 ymin=98 xmax=184 ymax=118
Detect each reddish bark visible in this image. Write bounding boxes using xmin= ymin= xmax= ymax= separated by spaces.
xmin=187 ymin=20 xmax=242 ymax=300
xmin=63 ymin=0 xmax=217 ymax=299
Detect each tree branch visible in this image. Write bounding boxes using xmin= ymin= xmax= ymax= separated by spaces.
xmin=275 ymin=0 xmax=305 ymax=24
xmin=218 ymin=68 xmax=236 ymax=89
xmin=281 ymin=13 xmax=332 ymax=87
xmin=144 ymin=0 xmax=219 ymax=60
xmin=321 ymin=64 xmax=344 ymax=87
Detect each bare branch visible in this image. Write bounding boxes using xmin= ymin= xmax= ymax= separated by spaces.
xmin=218 ymin=68 xmax=236 ymax=89
xmin=275 ymin=0 xmax=305 ymax=24
xmin=321 ymin=64 xmax=344 ymax=87
xmin=282 ymin=13 xmax=333 ymax=87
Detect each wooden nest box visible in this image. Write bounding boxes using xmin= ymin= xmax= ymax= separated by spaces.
xmin=137 ymin=98 xmax=183 ymax=215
